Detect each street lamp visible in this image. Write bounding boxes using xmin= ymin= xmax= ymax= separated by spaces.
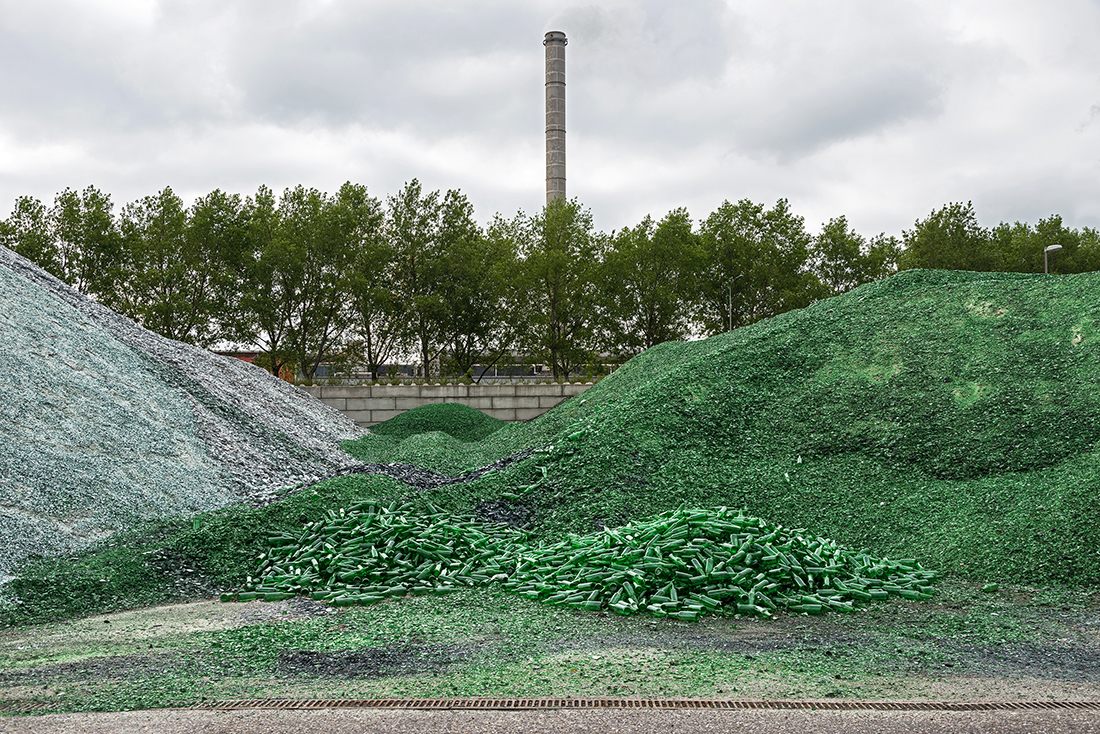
xmin=1044 ymin=244 xmax=1062 ymax=274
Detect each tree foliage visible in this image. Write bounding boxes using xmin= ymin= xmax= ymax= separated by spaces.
xmin=514 ymin=198 xmax=603 ymax=379
xmin=348 ymin=193 xmax=401 ymax=380
xmin=899 ymin=202 xmax=992 ymax=272
xmin=811 ymin=215 xmax=900 ymax=294
xmin=438 ymin=195 xmax=517 ymax=380
xmin=601 ymin=208 xmax=700 ymax=356
xmin=114 ymin=187 xmax=237 ymax=346
xmin=1 ymin=196 xmax=53 ymax=270
xmin=280 ymin=184 xmax=363 ymax=382
xmin=388 ymin=180 xmax=447 ymax=377
xmin=989 ymin=215 xmax=1100 ymax=274
xmin=697 ymin=198 xmax=820 ymax=335
xmin=233 ymin=186 xmax=295 ymax=378
xmin=0 ymin=188 xmax=121 ymax=295
xmin=6 ymin=184 xmax=1100 ymax=381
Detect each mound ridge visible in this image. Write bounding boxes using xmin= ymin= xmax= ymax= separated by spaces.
xmin=0 ymin=246 xmax=361 ymax=577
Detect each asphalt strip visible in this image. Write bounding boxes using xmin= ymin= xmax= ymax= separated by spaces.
xmin=3 ymin=706 xmax=1100 ymax=734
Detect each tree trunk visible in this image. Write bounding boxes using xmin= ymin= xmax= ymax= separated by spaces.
xmin=362 ymin=316 xmax=376 ymax=380
xmin=420 ymin=331 xmax=431 ymax=379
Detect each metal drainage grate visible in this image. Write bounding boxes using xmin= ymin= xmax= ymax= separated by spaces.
xmin=193 ymin=698 xmax=1100 ymax=713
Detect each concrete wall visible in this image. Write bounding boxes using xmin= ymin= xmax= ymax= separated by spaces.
xmin=301 ymin=382 xmax=594 ymax=427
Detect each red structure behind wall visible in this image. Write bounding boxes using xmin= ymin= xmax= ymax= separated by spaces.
xmin=217 ymin=351 xmax=295 ymax=382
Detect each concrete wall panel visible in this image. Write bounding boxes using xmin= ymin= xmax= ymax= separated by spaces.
xmin=302 ymin=382 xmax=594 ymax=426
xmin=346 ymin=397 xmax=395 ymax=411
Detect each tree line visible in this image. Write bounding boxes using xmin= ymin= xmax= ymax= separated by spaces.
xmin=3 ymin=183 xmax=1098 ymax=381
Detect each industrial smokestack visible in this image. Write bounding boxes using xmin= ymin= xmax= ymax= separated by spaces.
xmin=544 ymin=30 xmax=567 ymax=204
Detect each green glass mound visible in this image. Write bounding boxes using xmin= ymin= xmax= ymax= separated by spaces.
xmin=344 ymin=270 xmax=1100 ymax=586
xmin=226 ymin=503 xmax=938 ymax=621
xmin=369 ymin=402 xmax=506 ymax=442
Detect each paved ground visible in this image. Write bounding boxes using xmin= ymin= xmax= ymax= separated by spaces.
xmin=3 ymin=708 xmax=1100 ymax=734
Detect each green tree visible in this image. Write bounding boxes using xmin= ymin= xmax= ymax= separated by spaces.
xmin=187 ymin=189 xmax=249 ymax=336
xmin=2 ymin=196 xmax=57 ymax=274
xmin=347 ymin=191 xmax=400 ymax=381
xmin=697 ymin=198 xmax=819 ymax=334
xmin=516 ymin=198 xmax=603 ymax=379
xmin=439 ymin=196 xmax=519 ymax=380
xmin=601 ymin=207 xmax=701 ymax=356
xmin=1067 ymin=227 xmax=1100 ymax=273
xmin=899 ymin=201 xmax=993 ymax=271
xmin=389 ymin=179 xmax=446 ymax=377
xmin=2 ymin=188 xmax=123 ymax=298
xmin=1033 ymin=215 xmax=1084 ymax=274
xmin=812 ymin=216 xmax=899 ymax=294
xmin=990 ymin=215 xmax=1100 ymax=274
xmin=988 ymin=220 xmax=1037 ymax=273
xmin=865 ymin=233 xmax=902 ymax=283
xmin=115 ymin=187 xmax=229 ymax=346
xmin=47 ymin=186 xmax=122 ymax=295
xmin=280 ymin=184 xmax=361 ymax=382
xmin=235 ymin=185 xmax=297 ymax=378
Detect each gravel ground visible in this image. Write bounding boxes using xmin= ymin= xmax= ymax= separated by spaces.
xmin=3 ymin=708 xmax=1098 ymax=734
xmin=0 ymin=246 xmax=362 ymax=577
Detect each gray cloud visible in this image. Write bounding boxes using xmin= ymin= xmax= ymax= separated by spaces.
xmin=0 ymin=0 xmax=1097 ymax=236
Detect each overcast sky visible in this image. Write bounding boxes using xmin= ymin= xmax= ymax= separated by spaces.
xmin=1 ymin=0 xmax=1098 ymax=236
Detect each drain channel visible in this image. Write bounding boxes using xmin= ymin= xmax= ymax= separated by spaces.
xmin=6 ymin=698 xmax=1100 ymax=715
xmin=190 ymin=698 xmax=1100 ymax=713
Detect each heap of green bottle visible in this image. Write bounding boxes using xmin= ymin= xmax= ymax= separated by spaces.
xmin=224 ymin=502 xmax=938 ymax=621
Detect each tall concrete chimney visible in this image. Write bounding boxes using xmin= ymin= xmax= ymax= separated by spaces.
xmin=544 ymin=30 xmax=567 ymax=204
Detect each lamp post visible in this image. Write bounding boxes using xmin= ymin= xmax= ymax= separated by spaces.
xmin=1044 ymin=244 xmax=1062 ymax=274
